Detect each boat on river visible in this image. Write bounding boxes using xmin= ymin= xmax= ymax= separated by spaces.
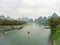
xmin=28 ymin=31 xmax=30 ymax=34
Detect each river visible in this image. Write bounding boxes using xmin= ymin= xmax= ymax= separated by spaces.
xmin=0 ymin=23 xmax=52 ymax=45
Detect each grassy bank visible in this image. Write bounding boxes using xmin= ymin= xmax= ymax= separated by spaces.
xmin=48 ymin=17 xmax=60 ymax=45
xmin=52 ymin=24 xmax=60 ymax=45
xmin=0 ymin=19 xmax=27 ymax=31
xmin=0 ymin=25 xmax=25 ymax=31
xmin=49 ymin=24 xmax=60 ymax=45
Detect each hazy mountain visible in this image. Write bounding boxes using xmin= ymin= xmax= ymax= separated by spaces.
xmin=0 ymin=12 xmax=58 ymax=23
xmin=51 ymin=13 xmax=58 ymax=18
xmin=34 ymin=16 xmax=48 ymax=25
xmin=34 ymin=18 xmax=38 ymax=23
xmin=0 ymin=15 xmax=5 ymax=20
xmin=29 ymin=19 xmax=33 ymax=23
xmin=18 ymin=17 xmax=33 ymax=23
xmin=6 ymin=16 xmax=14 ymax=20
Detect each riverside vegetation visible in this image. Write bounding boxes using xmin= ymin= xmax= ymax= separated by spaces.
xmin=0 ymin=19 xmax=27 ymax=31
xmin=48 ymin=16 xmax=60 ymax=45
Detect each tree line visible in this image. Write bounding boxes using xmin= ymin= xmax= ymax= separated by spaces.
xmin=0 ymin=19 xmax=27 ymax=25
xmin=48 ymin=17 xmax=60 ymax=34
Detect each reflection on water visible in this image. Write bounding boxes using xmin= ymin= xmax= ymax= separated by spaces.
xmin=0 ymin=23 xmax=52 ymax=45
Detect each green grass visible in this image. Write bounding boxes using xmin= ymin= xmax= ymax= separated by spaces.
xmin=53 ymin=24 xmax=60 ymax=45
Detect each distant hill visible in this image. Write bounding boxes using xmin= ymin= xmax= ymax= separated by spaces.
xmin=34 ymin=12 xmax=58 ymax=25
xmin=18 ymin=17 xmax=33 ymax=23
xmin=0 ymin=12 xmax=58 ymax=24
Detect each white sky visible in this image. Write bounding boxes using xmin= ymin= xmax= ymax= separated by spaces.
xmin=0 ymin=0 xmax=60 ymax=19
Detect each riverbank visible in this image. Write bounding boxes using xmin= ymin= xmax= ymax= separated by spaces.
xmin=0 ymin=25 xmax=25 ymax=31
xmin=51 ymin=24 xmax=60 ymax=45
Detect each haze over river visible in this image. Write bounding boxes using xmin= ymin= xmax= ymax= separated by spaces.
xmin=0 ymin=23 xmax=52 ymax=45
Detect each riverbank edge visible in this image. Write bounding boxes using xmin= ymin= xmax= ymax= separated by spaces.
xmin=0 ymin=25 xmax=26 ymax=31
xmin=50 ymin=32 xmax=57 ymax=45
xmin=51 ymin=37 xmax=56 ymax=45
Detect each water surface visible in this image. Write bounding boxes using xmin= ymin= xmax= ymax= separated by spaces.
xmin=0 ymin=23 xmax=52 ymax=45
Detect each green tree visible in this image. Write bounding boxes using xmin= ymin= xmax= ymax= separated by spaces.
xmin=48 ymin=17 xmax=60 ymax=35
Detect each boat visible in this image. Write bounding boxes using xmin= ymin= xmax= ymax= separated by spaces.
xmin=28 ymin=31 xmax=30 ymax=34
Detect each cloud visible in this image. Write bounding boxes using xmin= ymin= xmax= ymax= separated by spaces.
xmin=0 ymin=0 xmax=60 ymax=19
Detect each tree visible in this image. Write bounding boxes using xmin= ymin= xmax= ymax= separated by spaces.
xmin=48 ymin=17 xmax=60 ymax=35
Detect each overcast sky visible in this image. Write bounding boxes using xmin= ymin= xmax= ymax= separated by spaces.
xmin=0 ymin=0 xmax=60 ymax=19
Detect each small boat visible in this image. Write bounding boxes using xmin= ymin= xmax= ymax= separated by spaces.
xmin=28 ymin=31 xmax=30 ymax=34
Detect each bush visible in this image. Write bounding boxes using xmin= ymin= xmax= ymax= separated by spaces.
xmin=53 ymin=24 xmax=60 ymax=40
xmin=48 ymin=17 xmax=60 ymax=35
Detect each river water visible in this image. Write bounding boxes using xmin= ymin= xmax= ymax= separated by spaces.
xmin=0 ymin=23 xmax=52 ymax=45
